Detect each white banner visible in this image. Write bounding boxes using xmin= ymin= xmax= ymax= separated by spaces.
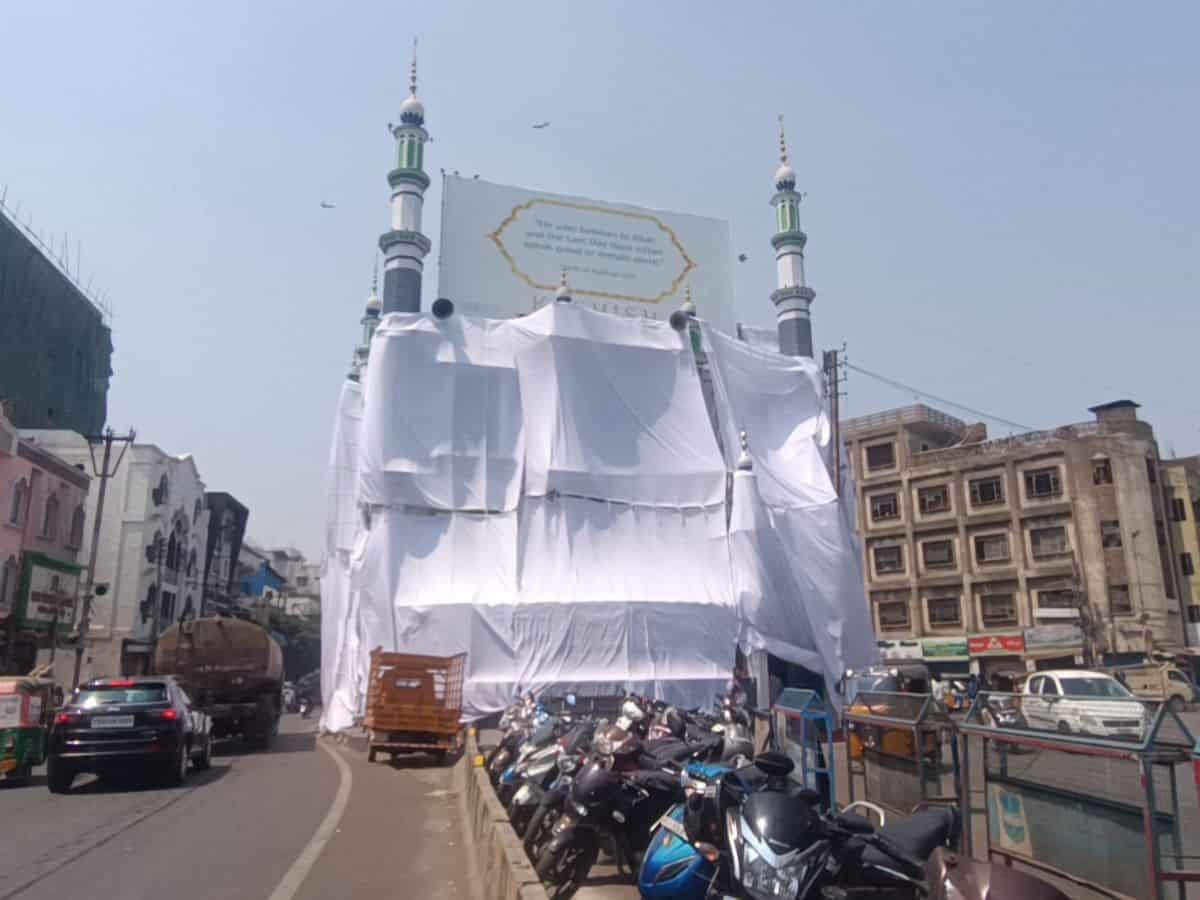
xmin=437 ymin=176 xmax=735 ymax=334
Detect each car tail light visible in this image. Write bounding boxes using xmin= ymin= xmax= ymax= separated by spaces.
xmin=159 ymin=709 xmax=179 ymax=721
xmin=54 ymin=712 xmax=70 ymax=725
xmin=104 ymin=680 xmax=136 ymax=688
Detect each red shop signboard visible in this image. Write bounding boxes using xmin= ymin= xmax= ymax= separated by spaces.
xmin=968 ymin=634 xmax=1025 ymax=656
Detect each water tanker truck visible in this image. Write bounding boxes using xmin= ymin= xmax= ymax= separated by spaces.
xmin=154 ymin=616 xmax=284 ymax=749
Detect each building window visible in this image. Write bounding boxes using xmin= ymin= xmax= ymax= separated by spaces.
xmin=1100 ymin=520 xmax=1123 ymax=549
xmin=921 ymin=539 xmax=955 ymax=569
xmin=1146 ymin=458 xmax=1157 ymax=484
xmin=981 ymin=592 xmax=1018 ymax=628
xmin=1024 ymin=467 xmax=1062 ymax=500
xmin=917 ymin=484 xmax=951 ymax=515
xmin=969 ymin=476 xmax=1004 ymax=507
xmin=1030 ymin=525 xmax=1070 ymax=559
xmin=193 ymin=498 xmax=203 ymax=524
xmin=187 ymin=548 xmax=197 ymax=578
xmin=1036 ymin=589 xmax=1077 ymax=619
xmin=1188 ymin=606 xmax=1200 ymax=625
xmin=1110 ymin=585 xmax=1132 ymax=615
xmin=865 ymin=443 xmax=896 ymax=472
xmin=68 ymin=506 xmax=85 ymax=548
xmin=40 ymin=493 xmax=59 ymax=540
xmin=1093 ymin=458 xmax=1113 ymax=485
xmin=1172 ymin=497 xmax=1188 ymax=522
xmin=8 ymin=478 xmax=27 ymax=526
xmin=296 ymin=575 xmax=309 ymax=587
xmin=869 ymin=492 xmax=900 ymax=522
xmin=154 ymin=474 xmax=169 ymax=506
xmin=1183 ymin=553 xmax=1196 ymax=577
xmin=161 ymin=591 xmax=176 ymax=627
xmin=872 ymin=545 xmax=905 ymax=575
xmin=974 ymin=533 xmax=1010 ymax=564
xmin=926 ymin=595 xmax=962 ymax=628
xmin=0 ymin=556 xmax=16 ymax=612
xmin=875 ymin=592 xmax=910 ymax=632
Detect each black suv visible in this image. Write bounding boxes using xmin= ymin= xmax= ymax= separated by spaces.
xmin=47 ymin=675 xmax=213 ymax=793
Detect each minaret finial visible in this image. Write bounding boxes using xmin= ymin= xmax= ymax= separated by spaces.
xmin=555 ymin=267 xmax=572 ymax=302
xmin=737 ymin=430 xmax=753 ymax=470
xmin=778 ymin=114 xmax=788 ymax=165
xmin=372 ymin=255 xmax=379 ymax=293
xmin=682 ymin=282 xmax=696 ymax=315
xmin=409 ymin=37 xmax=419 ymax=97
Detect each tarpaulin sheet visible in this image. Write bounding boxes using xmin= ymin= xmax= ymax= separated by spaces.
xmin=323 ymin=303 xmax=872 ymax=722
xmin=511 ymin=304 xmax=726 ymax=508
xmin=321 ymin=381 xmax=365 ymax=732
xmin=358 ymin=315 xmax=523 ymax=512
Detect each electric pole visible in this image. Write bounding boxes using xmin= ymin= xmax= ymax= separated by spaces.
xmin=73 ymin=428 xmax=135 ymax=689
xmin=823 ymin=346 xmax=846 ymax=496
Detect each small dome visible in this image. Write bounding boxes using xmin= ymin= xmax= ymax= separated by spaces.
xmin=365 ymin=290 xmax=382 ymax=315
xmin=399 ymin=94 xmax=424 ymax=124
xmin=774 ymin=162 xmax=796 ymax=190
xmin=555 ymin=270 xmax=572 ymax=302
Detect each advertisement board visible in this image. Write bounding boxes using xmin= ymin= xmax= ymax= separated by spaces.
xmin=437 ymin=176 xmax=736 ymax=334
xmin=19 ymin=557 xmax=79 ymax=632
xmin=922 ymin=638 xmax=969 ymax=661
xmin=968 ymin=634 xmax=1026 ymax=656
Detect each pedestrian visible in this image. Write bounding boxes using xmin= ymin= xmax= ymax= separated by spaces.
xmin=967 ymin=673 xmax=979 ymax=701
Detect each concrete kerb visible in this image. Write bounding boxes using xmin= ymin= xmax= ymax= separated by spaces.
xmin=458 ymin=730 xmax=550 ymax=900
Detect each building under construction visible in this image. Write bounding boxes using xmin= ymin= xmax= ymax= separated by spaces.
xmin=0 ymin=206 xmax=112 ymax=434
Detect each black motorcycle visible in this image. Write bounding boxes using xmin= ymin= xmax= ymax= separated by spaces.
xmin=507 ymin=720 xmax=596 ymax=837
xmin=534 ymin=724 xmax=722 ymax=897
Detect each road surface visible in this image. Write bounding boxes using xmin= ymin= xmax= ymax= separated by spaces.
xmin=0 ymin=716 xmax=475 ymax=900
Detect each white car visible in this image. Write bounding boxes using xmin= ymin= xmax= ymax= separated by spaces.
xmin=1020 ymin=670 xmax=1148 ymax=740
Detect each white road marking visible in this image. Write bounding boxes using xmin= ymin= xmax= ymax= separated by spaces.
xmin=264 ymin=737 xmax=352 ymax=900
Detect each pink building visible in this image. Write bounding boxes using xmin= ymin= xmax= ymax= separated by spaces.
xmin=0 ymin=409 xmax=90 ymax=674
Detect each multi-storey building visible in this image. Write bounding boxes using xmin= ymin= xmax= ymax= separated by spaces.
xmin=20 ymin=431 xmax=209 ymax=678
xmin=1164 ymin=457 xmax=1200 ymax=645
xmin=843 ymin=400 xmax=1184 ymax=680
xmin=0 ymin=409 xmax=90 ymax=677
xmin=0 ymin=207 xmax=113 ymax=434
xmin=200 ymin=491 xmax=249 ymax=616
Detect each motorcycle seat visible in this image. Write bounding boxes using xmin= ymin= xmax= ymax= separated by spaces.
xmin=861 ymin=806 xmax=957 ymax=871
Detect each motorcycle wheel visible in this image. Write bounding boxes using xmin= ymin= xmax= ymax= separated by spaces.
xmin=523 ymin=796 xmax=561 ymax=861
xmin=535 ymin=838 xmax=598 ymax=899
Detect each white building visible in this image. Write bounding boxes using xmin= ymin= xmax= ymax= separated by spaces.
xmin=21 ymin=431 xmax=210 ymax=679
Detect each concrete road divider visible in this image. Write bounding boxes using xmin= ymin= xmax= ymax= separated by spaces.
xmin=460 ymin=731 xmax=549 ymax=900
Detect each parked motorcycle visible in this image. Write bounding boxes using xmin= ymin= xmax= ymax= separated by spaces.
xmin=673 ymin=751 xmax=1069 ymax=900
xmin=506 ymin=720 xmax=597 ymax=837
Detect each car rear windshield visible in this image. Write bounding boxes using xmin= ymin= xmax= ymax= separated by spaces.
xmin=77 ymin=685 xmax=168 ymax=708
xmin=1059 ymin=678 xmax=1131 ymax=698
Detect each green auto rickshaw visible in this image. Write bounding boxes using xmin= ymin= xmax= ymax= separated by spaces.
xmin=0 ymin=676 xmax=57 ymax=785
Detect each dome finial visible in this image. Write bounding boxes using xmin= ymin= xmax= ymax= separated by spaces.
xmin=681 ymin=282 xmax=696 ymax=316
xmin=737 ymin=430 xmax=753 ymax=470
xmin=408 ymin=36 xmax=417 ymax=97
xmin=365 ymin=255 xmax=381 ymax=315
xmin=774 ymin=114 xmax=796 ymax=190
xmin=555 ymin=267 xmax=572 ymax=302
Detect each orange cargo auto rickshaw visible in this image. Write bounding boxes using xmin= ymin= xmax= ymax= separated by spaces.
xmin=842 ymin=664 xmax=942 ymax=763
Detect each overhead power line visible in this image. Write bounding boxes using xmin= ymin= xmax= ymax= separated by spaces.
xmin=844 ymin=362 xmax=1035 ymax=433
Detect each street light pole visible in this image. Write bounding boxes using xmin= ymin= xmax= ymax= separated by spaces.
xmin=73 ymin=428 xmax=135 ymax=690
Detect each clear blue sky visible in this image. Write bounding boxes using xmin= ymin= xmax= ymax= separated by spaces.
xmin=2 ymin=1 xmax=1196 ymax=558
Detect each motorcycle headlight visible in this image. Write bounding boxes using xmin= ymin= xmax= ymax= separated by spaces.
xmin=573 ymin=802 xmax=589 ymax=817
xmin=741 ymin=844 xmax=807 ymax=900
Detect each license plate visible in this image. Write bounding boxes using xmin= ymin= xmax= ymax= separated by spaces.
xmin=514 ymin=784 xmax=533 ymax=805
xmin=91 ymin=715 xmax=134 ymax=729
